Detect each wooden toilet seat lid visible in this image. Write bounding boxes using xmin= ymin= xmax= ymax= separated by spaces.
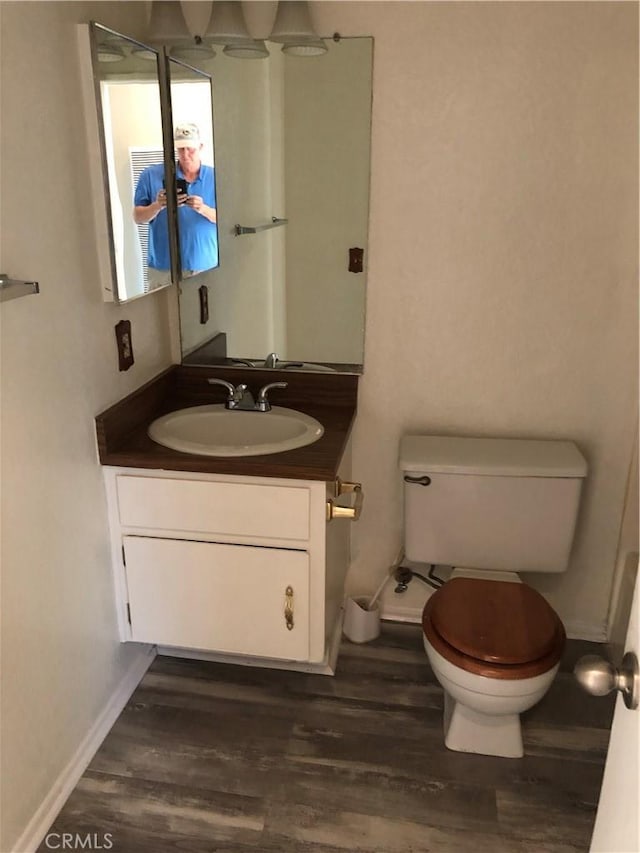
xmin=422 ymin=577 xmax=565 ymax=678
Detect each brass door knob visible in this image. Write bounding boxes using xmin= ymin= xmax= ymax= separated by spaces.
xmin=574 ymin=652 xmax=639 ymax=710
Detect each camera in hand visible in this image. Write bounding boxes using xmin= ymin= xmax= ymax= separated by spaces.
xmin=163 ymin=178 xmax=189 ymax=196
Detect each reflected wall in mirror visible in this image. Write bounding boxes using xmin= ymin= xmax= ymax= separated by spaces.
xmin=83 ymin=23 xmax=172 ymax=302
xmin=166 ymin=61 xmax=219 ymax=280
xmin=179 ymin=37 xmax=372 ymax=373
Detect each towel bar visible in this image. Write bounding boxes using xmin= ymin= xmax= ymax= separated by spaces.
xmin=234 ymin=217 xmax=287 ymax=236
xmin=0 ymin=273 xmax=40 ymax=303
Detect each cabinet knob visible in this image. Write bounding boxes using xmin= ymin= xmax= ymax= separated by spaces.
xmin=574 ymin=652 xmax=639 ymax=710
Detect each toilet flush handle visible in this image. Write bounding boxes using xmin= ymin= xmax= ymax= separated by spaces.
xmin=574 ymin=653 xmax=639 ymax=710
xmin=404 ymin=474 xmax=431 ymax=486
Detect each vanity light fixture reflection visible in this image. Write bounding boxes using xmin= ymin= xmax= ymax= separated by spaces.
xmin=132 ymin=1 xmax=215 ymax=63
xmin=269 ymin=1 xmax=328 ymax=56
xmin=204 ymin=1 xmax=253 ymax=45
xmin=200 ymin=0 xmax=328 ymax=61
xmin=171 ymin=39 xmax=216 ymax=63
xmin=145 ymin=0 xmax=190 ymax=43
xmin=203 ymin=2 xmax=269 ymax=60
xmin=97 ymin=35 xmax=126 ymax=63
xmin=223 ymin=40 xmax=269 ymax=59
xmin=144 ymin=0 xmax=328 ymax=63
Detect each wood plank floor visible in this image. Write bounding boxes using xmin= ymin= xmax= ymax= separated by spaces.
xmin=39 ymin=624 xmax=614 ymax=852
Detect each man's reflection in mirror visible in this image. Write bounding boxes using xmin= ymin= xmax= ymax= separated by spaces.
xmin=133 ymin=122 xmax=218 ymax=287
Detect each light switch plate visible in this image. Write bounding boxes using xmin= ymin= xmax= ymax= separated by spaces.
xmin=115 ymin=320 xmax=134 ymax=371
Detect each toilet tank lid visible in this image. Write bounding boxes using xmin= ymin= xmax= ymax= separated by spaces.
xmin=399 ymin=435 xmax=588 ymax=477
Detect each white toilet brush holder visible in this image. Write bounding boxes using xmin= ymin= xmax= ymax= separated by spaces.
xmin=343 ymin=567 xmax=395 ymax=643
xmin=343 ymin=596 xmax=381 ymax=643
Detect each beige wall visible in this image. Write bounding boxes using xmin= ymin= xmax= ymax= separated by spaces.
xmin=0 ymin=3 xmax=171 ymax=850
xmin=179 ymin=48 xmax=284 ymax=358
xmin=285 ymin=37 xmax=371 ymax=364
xmin=308 ymin=1 xmax=638 ymax=640
xmin=1 ymin=1 xmax=637 ymax=849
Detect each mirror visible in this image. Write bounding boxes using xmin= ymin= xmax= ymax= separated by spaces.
xmin=83 ymin=23 xmax=172 ymax=302
xmin=178 ymin=37 xmax=372 ymax=373
xmin=165 ymin=60 xmax=219 ymax=281
xmin=82 ymin=24 xmax=219 ymax=304
xmin=82 ymin=24 xmax=372 ymax=370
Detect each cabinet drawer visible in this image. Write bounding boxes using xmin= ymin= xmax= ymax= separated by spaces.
xmin=123 ymin=536 xmax=310 ymax=660
xmin=116 ymin=475 xmax=310 ymax=541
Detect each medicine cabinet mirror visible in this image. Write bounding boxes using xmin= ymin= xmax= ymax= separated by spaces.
xmin=81 ymin=23 xmax=220 ymax=304
xmin=81 ymin=23 xmax=172 ymax=302
xmin=178 ymin=37 xmax=372 ymax=374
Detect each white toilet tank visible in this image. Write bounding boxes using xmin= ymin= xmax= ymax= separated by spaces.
xmin=400 ymin=435 xmax=588 ymax=573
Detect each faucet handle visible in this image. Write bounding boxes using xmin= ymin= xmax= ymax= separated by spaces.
xmin=233 ymin=383 xmax=249 ymax=403
xmin=207 ymin=378 xmax=236 ymax=400
xmin=257 ymin=381 xmax=287 ymax=411
xmin=230 ymin=358 xmax=257 ymax=368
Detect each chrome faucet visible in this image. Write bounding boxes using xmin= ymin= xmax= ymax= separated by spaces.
xmin=208 ymin=378 xmax=255 ymax=410
xmin=208 ymin=378 xmax=287 ymax=412
xmin=263 ymin=352 xmax=303 ymax=369
xmin=228 ymin=353 xmax=305 ymax=370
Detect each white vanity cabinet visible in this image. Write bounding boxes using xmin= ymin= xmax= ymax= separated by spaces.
xmin=103 ymin=467 xmax=351 ymax=671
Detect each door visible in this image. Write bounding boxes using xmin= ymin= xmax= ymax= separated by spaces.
xmin=123 ymin=536 xmax=310 ymax=661
xmin=589 ymin=561 xmax=639 ymax=852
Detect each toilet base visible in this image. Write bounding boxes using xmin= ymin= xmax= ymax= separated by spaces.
xmin=443 ymin=692 xmax=524 ymax=759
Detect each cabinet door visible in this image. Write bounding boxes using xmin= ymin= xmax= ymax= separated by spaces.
xmin=123 ymin=537 xmax=310 ymax=660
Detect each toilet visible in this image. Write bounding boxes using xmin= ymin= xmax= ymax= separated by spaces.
xmin=400 ymin=434 xmax=588 ymax=758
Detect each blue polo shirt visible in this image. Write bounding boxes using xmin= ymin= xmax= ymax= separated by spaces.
xmin=134 ymin=163 xmax=218 ymax=272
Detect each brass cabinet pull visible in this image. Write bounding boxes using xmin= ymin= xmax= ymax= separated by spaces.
xmin=326 ymin=480 xmax=364 ymax=522
xmin=284 ymin=585 xmax=294 ymax=630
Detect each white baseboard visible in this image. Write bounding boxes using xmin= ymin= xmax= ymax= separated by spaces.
xmin=380 ymin=579 xmax=607 ymax=643
xmin=12 ymin=645 xmax=155 ymax=853
xmin=381 ymin=610 xmax=607 ymax=643
xmin=564 ymin=620 xmax=608 ymax=643
xmin=379 ymin=580 xmax=434 ymax=624
xmin=158 ymin=608 xmax=345 ymax=677
xmin=157 ymin=647 xmax=337 ymax=675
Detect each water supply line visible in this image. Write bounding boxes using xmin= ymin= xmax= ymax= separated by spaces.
xmin=363 ymin=548 xmax=405 ymax=612
xmin=362 ymin=549 xmax=446 ymax=615
xmin=393 ymin=558 xmax=445 ymax=593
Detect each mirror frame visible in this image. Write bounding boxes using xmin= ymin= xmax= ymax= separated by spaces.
xmin=81 ymin=23 xmax=177 ymax=302
xmin=164 ymin=54 xmax=218 ymax=286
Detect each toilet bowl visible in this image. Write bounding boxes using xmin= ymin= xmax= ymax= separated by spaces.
xmin=399 ymin=434 xmax=587 ymax=759
xmin=421 ymin=572 xmax=565 ymax=757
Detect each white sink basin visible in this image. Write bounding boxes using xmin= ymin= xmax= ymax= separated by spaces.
xmin=148 ymin=405 xmax=324 ymax=457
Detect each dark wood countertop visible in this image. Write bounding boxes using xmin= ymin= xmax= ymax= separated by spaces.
xmin=95 ymin=365 xmax=359 ymax=481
